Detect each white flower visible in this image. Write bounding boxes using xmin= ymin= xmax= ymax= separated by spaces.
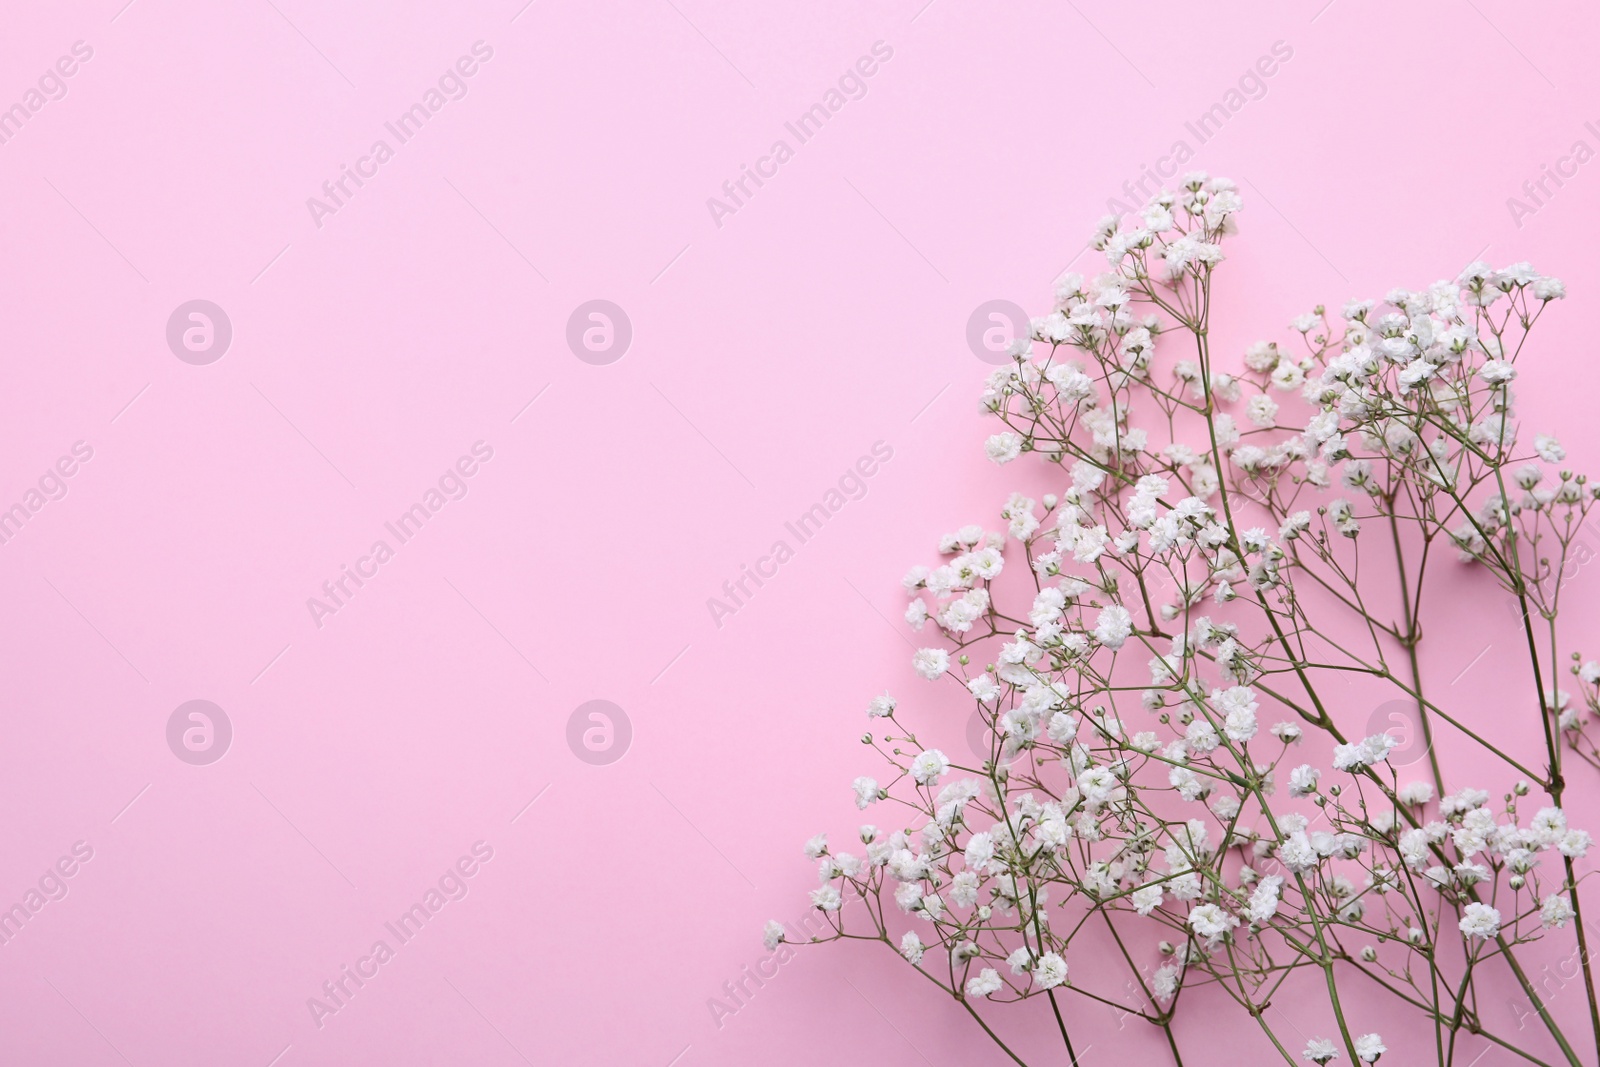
xmin=1245 ymin=393 xmax=1279 ymax=427
xmin=964 ymin=832 xmax=995 ymax=871
xmin=1187 ymin=902 xmax=1238 ymax=940
xmin=1534 ymin=277 xmax=1566 ymax=299
xmin=967 ymin=675 xmax=1001 ymax=702
xmin=1032 ymin=952 xmax=1069 ymax=989
xmin=1288 ymin=764 xmax=1321 ymax=798
xmin=1215 ymin=686 xmax=1259 ymax=741
xmin=1541 ymin=894 xmax=1575 ymax=928
xmin=852 ymin=776 xmax=878 ymax=809
xmin=1272 ymin=360 xmax=1306 ymax=390
xmin=1244 ymin=340 xmax=1280 ymax=372
xmin=965 ymin=968 xmax=1003 ymax=997
xmin=1278 ymin=831 xmax=1319 ymax=873
xmin=1077 ymin=765 xmax=1118 ymax=805
xmin=910 ymin=748 xmax=951 ymax=786
xmin=1354 ymin=1033 xmax=1385 ymax=1063
xmin=1535 ymin=435 xmax=1566 ymax=463
xmin=985 ymin=433 xmax=1024 ymax=464
xmin=1397 ymin=781 xmax=1433 ymax=805
xmin=1459 ymin=902 xmax=1501 ymax=940
xmin=1303 ymin=1037 xmax=1340 ymax=1063
xmin=1095 ymin=605 xmax=1134 ymax=649
xmin=762 ymin=920 xmax=786 ymax=950
xmin=912 ymin=648 xmax=949 ymax=680
xmin=1152 ymin=965 xmax=1179 ymax=1002
xmin=1131 ymin=884 xmax=1163 ymax=915
xmin=1186 ymin=719 xmax=1220 ymax=754
xmin=803 ymin=834 xmax=828 ymax=859
xmin=1332 ymin=734 xmax=1395 ymax=771
xmin=1479 ymin=359 xmax=1516 ymax=384
xmin=900 ymin=930 xmax=924 ymax=964
xmin=810 ymin=885 xmax=842 ymax=911
xmin=867 ymin=692 xmax=897 ymax=718
xmin=1247 ymin=877 xmax=1282 ymax=922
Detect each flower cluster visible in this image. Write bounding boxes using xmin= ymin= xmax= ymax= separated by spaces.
xmin=773 ymin=176 xmax=1600 ymax=1067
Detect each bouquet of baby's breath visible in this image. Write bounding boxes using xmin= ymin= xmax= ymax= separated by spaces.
xmin=771 ymin=175 xmax=1600 ymax=1066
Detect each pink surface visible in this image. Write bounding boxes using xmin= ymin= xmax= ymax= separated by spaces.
xmin=1 ymin=0 xmax=1598 ymax=1063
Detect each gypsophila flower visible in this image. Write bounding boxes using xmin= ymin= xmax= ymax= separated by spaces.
xmin=1354 ymin=1033 xmax=1386 ymax=1063
xmin=763 ymin=920 xmax=786 ymax=951
xmin=1247 ymin=877 xmax=1283 ymax=923
xmin=911 ymin=648 xmax=949 ymax=680
xmin=1095 ymin=605 xmax=1134 ymax=649
xmin=1034 ymin=952 xmax=1069 ymax=989
xmin=810 ymin=885 xmax=841 ymax=912
xmin=1459 ymin=902 xmax=1502 ymax=940
xmin=1397 ymin=781 xmax=1434 ymax=805
xmin=1188 ymin=903 xmax=1238 ymax=941
xmin=986 ymin=433 xmax=1024 ymax=465
xmin=1542 ymin=894 xmax=1575 ymax=928
xmin=909 ymin=748 xmax=950 ymax=786
xmin=1288 ymin=764 xmax=1322 ymax=798
xmin=966 ymin=969 xmax=1003 ymax=997
xmin=1303 ymin=1038 xmax=1340 ymax=1063
xmin=792 ymin=176 xmax=1600 ymax=1067
xmin=1132 ymin=884 xmax=1164 ymax=915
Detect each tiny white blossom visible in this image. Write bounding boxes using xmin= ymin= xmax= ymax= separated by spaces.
xmin=909 ymin=748 xmax=950 ymax=786
xmin=966 ymin=968 xmax=1003 ymax=997
xmin=1459 ymin=902 xmax=1501 ymax=940
xmin=1354 ymin=1033 xmax=1385 ymax=1063
xmin=985 ymin=433 xmax=1024 ymax=465
xmin=1095 ymin=605 xmax=1134 ymax=649
xmin=912 ymin=648 xmax=949 ymax=680
xmin=1033 ymin=952 xmax=1069 ymax=989
xmin=1303 ymin=1037 xmax=1340 ymax=1064
xmin=1542 ymin=894 xmax=1575 ymax=928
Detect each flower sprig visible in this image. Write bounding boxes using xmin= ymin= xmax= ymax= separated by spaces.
xmin=773 ymin=174 xmax=1600 ymax=1067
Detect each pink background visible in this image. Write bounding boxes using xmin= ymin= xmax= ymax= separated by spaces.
xmin=2 ymin=0 xmax=1599 ymax=1063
